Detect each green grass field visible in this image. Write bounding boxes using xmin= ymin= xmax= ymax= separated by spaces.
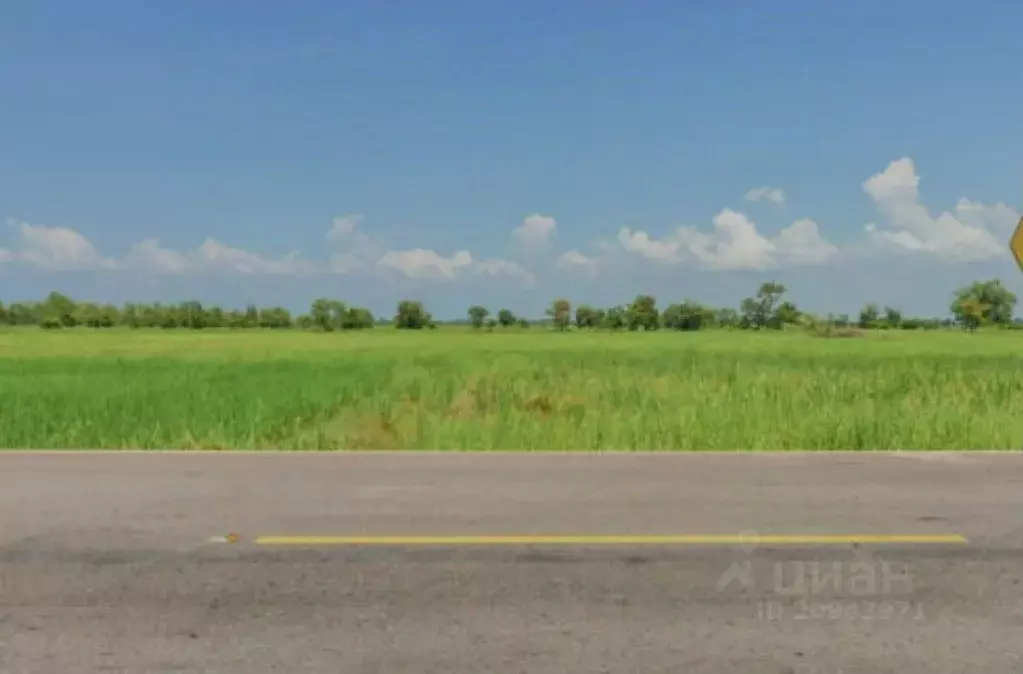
xmin=2 ymin=327 xmax=1023 ymax=450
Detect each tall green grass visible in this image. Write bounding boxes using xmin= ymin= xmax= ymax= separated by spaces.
xmin=2 ymin=328 xmax=1023 ymax=449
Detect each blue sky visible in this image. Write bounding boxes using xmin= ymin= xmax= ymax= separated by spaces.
xmin=1 ymin=0 xmax=1020 ymax=319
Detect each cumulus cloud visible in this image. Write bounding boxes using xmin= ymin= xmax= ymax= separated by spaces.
xmin=124 ymin=239 xmax=192 ymax=273
xmin=613 ymin=209 xmax=837 ymax=271
xmin=773 ymin=218 xmax=840 ymax=266
xmin=326 ymin=213 xmax=363 ymax=242
xmin=355 ymin=213 xmax=541 ymax=283
xmin=195 ymin=240 xmax=312 ymax=275
xmin=862 ymin=157 xmax=1014 ymax=261
xmin=556 ymin=249 xmax=598 ymax=267
xmin=472 ymin=257 xmax=536 ymax=285
xmin=3 ymin=156 xmax=1014 ymax=285
xmin=7 ymin=220 xmax=117 ymax=270
xmin=376 ymin=248 xmax=534 ymax=284
xmin=617 ymin=228 xmax=684 ymax=262
xmin=0 ymin=213 xmax=537 ymax=286
xmin=511 ymin=213 xmax=556 ymax=248
xmin=324 ymin=213 xmax=384 ymax=274
xmin=124 ymin=238 xmax=314 ymax=275
xmin=377 ymin=249 xmax=473 ymax=281
xmin=555 ymin=249 xmax=601 ymax=276
xmin=744 ymin=187 xmax=786 ymax=205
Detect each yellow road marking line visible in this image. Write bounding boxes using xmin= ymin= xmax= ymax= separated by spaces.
xmin=252 ymin=534 xmax=969 ymax=546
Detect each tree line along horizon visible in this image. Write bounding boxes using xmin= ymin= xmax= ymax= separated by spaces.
xmin=0 ymin=279 xmax=1016 ymax=333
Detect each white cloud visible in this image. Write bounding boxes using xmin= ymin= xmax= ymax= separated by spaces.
xmin=2 ymin=213 xmax=535 ymax=286
xmin=677 ymin=209 xmax=778 ymax=270
xmin=5 ymin=157 xmax=1013 ymax=285
xmin=195 ymin=239 xmax=312 ymax=275
xmin=614 ymin=209 xmax=837 ymax=271
xmin=556 ymin=249 xmax=601 ymax=275
xmin=325 ymin=213 xmax=383 ymax=273
xmin=124 ymin=239 xmax=193 ymax=273
xmin=617 ymin=228 xmax=684 ymax=262
xmin=326 ymin=213 xmax=363 ymax=242
xmin=774 ymin=218 xmax=840 ymax=266
xmin=744 ymin=187 xmax=786 ymax=205
xmin=8 ymin=220 xmax=117 ymax=270
xmin=862 ymin=157 xmax=1011 ymax=261
xmin=124 ymin=238 xmax=314 ymax=275
xmin=377 ymin=249 xmax=474 ymax=281
xmin=472 ymin=257 xmax=536 ymax=286
xmin=952 ymin=198 xmax=1019 ymax=233
xmin=327 ymin=253 xmax=366 ymax=274
xmin=511 ymin=213 xmax=556 ymax=248
xmin=375 ymin=248 xmax=533 ymax=284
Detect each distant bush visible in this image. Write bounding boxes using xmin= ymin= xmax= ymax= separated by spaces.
xmin=805 ymin=319 xmax=864 ymax=339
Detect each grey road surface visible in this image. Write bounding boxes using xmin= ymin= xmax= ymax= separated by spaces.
xmin=1 ymin=451 xmax=1022 ymax=673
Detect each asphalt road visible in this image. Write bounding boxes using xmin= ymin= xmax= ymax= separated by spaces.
xmin=1 ymin=451 xmax=1022 ymax=673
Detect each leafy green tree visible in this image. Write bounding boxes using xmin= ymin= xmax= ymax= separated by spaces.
xmin=395 ymin=300 xmax=432 ymax=329
xmin=661 ymin=304 xmax=683 ymax=330
xmin=883 ymin=306 xmax=902 ymax=329
xmin=574 ymin=304 xmax=600 ymax=329
xmin=120 ymin=303 xmax=140 ymax=328
xmin=178 ymin=301 xmax=206 ymax=329
xmin=602 ymin=305 xmax=628 ymax=331
xmin=242 ymin=305 xmax=259 ymax=328
xmin=497 ymin=309 xmax=517 ymax=327
xmin=956 ymin=298 xmax=987 ymax=332
xmin=226 ymin=309 xmax=250 ymax=329
xmin=951 ymin=279 xmax=1016 ymax=328
xmin=97 ymin=304 xmax=119 ymax=327
xmin=310 ymin=298 xmax=334 ymax=331
xmin=901 ymin=317 xmax=923 ymax=330
xmin=775 ymin=301 xmax=801 ymax=327
xmin=858 ymin=303 xmax=880 ymax=329
xmin=7 ymin=303 xmax=36 ymax=325
xmin=626 ymin=295 xmax=659 ymax=331
xmin=161 ymin=306 xmax=181 ymax=329
xmin=259 ymin=307 xmax=293 ymax=329
xmin=683 ymin=300 xmax=714 ymax=331
xmin=139 ymin=304 xmax=162 ymax=328
xmin=546 ymin=298 xmax=572 ymax=331
xmin=740 ymin=281 xmax=787 ymax=329
xmin=467 ymin=305 xmax=489 ymax=329
xmin=43 ymin=291 xmax=77 ymax=327
xmin=206 ymin=306 xmax=225 ymax=328
xmin=739 ymin=298 xmax=758 ymax=329
xmin=715 ymin=307 xmax=739 ymax=329
xmin=73 ymin=302 xmax=103 ymax=328
xmin=344 ymin=307 xmax=375 ymax=330
xmin=323 ymin=301 xmax=345 ymax=330
xmin=663 ymin=300 xmax=713 ymax=331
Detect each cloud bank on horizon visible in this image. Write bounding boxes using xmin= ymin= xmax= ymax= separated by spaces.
xmin=1 ymin=157 xmax=1019 ymax=285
